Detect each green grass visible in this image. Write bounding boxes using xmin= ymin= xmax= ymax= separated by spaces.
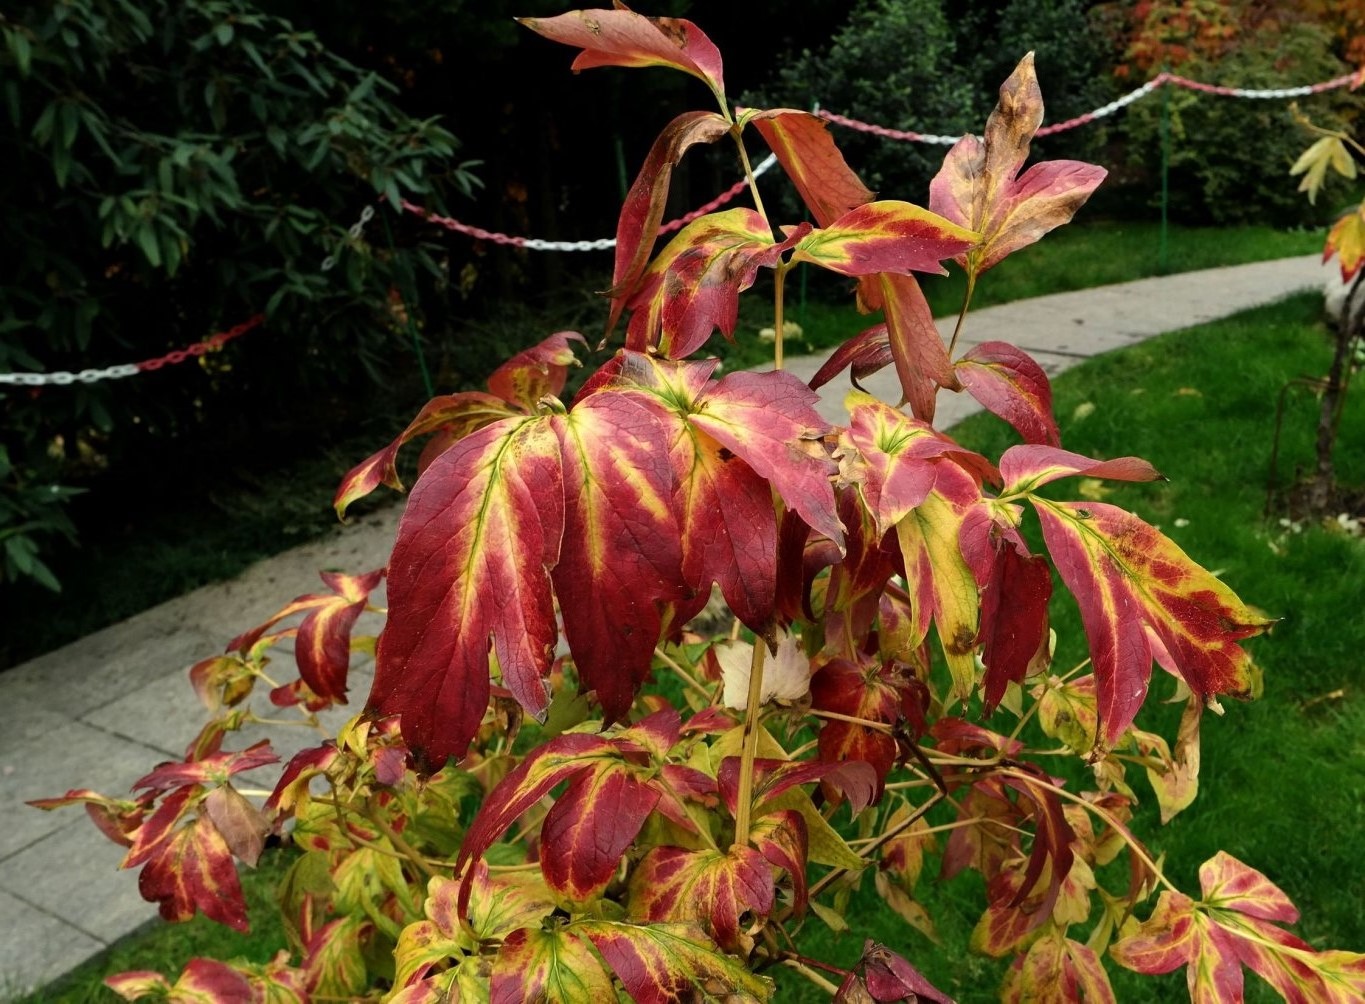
xmin=772 ymin=291 xmax=1365 ymax=1001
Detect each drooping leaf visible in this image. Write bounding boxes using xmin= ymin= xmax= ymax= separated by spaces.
xmin=976 ymin=532 xmax=1052 ymax=716
xmin=574 ymin=920 xmax=772 ymax=1003
xmin=955 ymin=341 xmax=1060 ymax=446
xmin=1031 ymin=499 xmax=1273 ymax=748
xmin=453 ymin=732 xmax=617 ymax=915
xmin=1290 ymin=135 xmax=1357 ymax=205
xmin=628 ymin=845 xmax=774 ymax=952
xmin=1326 ymin=203 xmax=1365 ymax=281
xmin=552 ymin=392 xmax=685 ymax=719
xmin=625 ymin=208 xmax=804 ymax=358
xmin=1003 ymin=931 xmax=1116 ymax=1004
xmin=491 ymin=926 xmax=615 ymax=1003
xmin=602 ymin=111 xmax=732 ymax=331
xmin=369 ymin=416 xmax=564 ymax=768
xmin=486 ymin=330 xmax=587 ymax=411
xmin=810 ymin=656 xmax=917 ymax=798
xmin=540 ymin=764 xmax=662 ymax=905
xmin=788 ymin=201 xmax=977 ymax=279
xmin=333 ymin=392 xmax=519 ymax=518
xmin=894 ymin=462 xmax=982 ymax=700
xmin=836 ymin=941 xmax=956 ymax=1003
xmin=1133 ymin=695 xmax=1202 ymax=824
xmin=137 ymin=815 xmax=250 ymax=932
xmin=518 ymin=7 xmax=726 ymax=100
xmin=879 ymin=273 xmax=957 ymax=423
xmin=747 ymin=109 xmax=873 ymax=228
xmin=807 ymin=325 xmax=896 ymax=392
xmin=202 ymin=785 xmax=268 ymax=867
xmin=750 ymin=810 xmax=809 ymax=918
xmin=928 ymin=53 xmax=1106 ymax=277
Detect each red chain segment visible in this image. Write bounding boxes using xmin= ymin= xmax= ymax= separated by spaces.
xmin=134 ymin=314 xmax=264 ymax=373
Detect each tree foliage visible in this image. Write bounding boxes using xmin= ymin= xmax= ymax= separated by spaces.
xmin=0 ymin=0 xmax=476 ymax=589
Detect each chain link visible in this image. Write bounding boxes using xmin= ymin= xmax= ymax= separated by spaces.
xmin=323 ymin=204 xmax=378 ymax=272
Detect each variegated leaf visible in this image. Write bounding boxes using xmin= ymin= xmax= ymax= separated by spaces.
xmin=540 ymin=764 xmax=661 ymax=905
xmin=491 ymin=926 xmax=615 ymax=1003
xmin=625 ymin=208 xmax=803 ymax=358
xmin=628 ymin=845 xmax=774 ymax=952
xmin=370 ymin=416 xmax=564 ymax=768
xmin=486 ymin=330 xmax=587 ymax=411
xmin=1003 ymin=931 xmax=1116 ymax=1003
xmin=603 ymin=111 xmax=732 ymax=331
xmin=928 ymin=53 xmax=1106 ymax=277
xmin=552 ymin=392 xmax=685 ymax=719
xmin=955 ymin=341 xmax=1060 ymax=446
xmin=879 ymin=272 xmax=957 ymax=423
xmin=573 ymin=920 xmax=772 ymax=1003
xmin=136 ymin=815 xmax=249 ymax=932
xmin=789 ymin=201 xmax=978 ymax=279
xmin=1326 ymin=202 xmax=1365 ymax=281
xmin=519 ymin=8 xmax=726 ymax=100
xmin=1031 ymin=499 xmax=1273 ymax=748
xmin=747 ymin=109 xmax=873 ymax=228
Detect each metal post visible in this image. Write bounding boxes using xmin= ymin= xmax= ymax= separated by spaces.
xmin=1159 ymin=69 xmax=1171 ymax=275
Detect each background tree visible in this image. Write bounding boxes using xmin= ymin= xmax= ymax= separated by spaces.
xmin=0 ymin=0 xmax=477 ymax=590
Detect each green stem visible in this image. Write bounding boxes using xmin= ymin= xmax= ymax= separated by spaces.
xmin=732 ymin=639 xmax=768 ymax=845
xmin=773 ymin=264 xmax=789 ymax=370
xmin=731 ymin=130 xmax=769 ymax=225
xmin=947 ymin=268 xmax=977 ymax=358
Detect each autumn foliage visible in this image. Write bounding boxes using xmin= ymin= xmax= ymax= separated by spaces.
xmin=32 ymin=7 xmax=1365 ymax=1002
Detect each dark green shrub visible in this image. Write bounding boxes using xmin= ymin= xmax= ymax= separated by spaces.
xmin=0 ymin=0 xmax=477 ymax=588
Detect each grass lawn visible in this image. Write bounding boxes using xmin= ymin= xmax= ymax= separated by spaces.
xmin=15 ymin=291 xmax=1361 ymax=1003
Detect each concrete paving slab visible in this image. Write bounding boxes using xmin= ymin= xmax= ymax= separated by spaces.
xmin=0 ymin=820 xmax=158 ymax=944
xmin=0 ymin=698 xmax=174 ymax=861
xmin=0 ymin=888 xmax=106 ymax=998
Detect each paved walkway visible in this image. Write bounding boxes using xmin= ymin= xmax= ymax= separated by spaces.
xmin=0 ymin=255 xmax=1326 ymax=995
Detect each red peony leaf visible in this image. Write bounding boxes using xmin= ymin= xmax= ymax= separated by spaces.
xmin=940 ymin=780 xmax=1020 ymax=883
xmin=333 ymin=392 xmax=519 ymax=518
xmin=625 ymin=208 xmax=805 ymax=359
xmin=879 ymin=273 xmax=958 ymax=423
xmin=454 ymin=732 xmax=616 ymax=916
xmin=540 ymin=764 xmax=661 ymax=905
xmin=131 ymin=740 xmax=279 ymax=796
xmin=690 ymin=369 xmax=842 ymax=548
xmin=491 ymin=926 xmax=614 ymax=1003
xmin=1031 ymin=499 xmax=1273 ymax=748
xmin=551 ymin=392 xmax=685 ymax=721
xmin=573 ymin=919 xmax=771 ymax=1003
xmin=860 ymin=941 xmax=956 ymax=1003
xmin=136 ymin=815 xmax=250 ymax=932
xmin=1326 ymin=203 xmax=1365 ymax=281
xmin=369 ymin=416 xmax=564 ymax=768
xmin=716 ymin=757 xmax=878 ymax=818
xmin=602 ymin=110 xmax=732 ymax=332
xmin=751 ymin=810 xmax=809 ymax=918
xmin=1113 ymin=853 xmax=1365 ymax=1003
xmin=977 ymin=532 xmax=1052 ymax=715
xmin=27 ymin=789 xmax=153 ymax=848
xmin=486 ymin=330 xmax=587 ymax=411
xmin=627 ymin=845 xmax=775 ymax=952
xmin=747 ymin=109 xmax=873 ymax=228
xmin=810 ymin=656 xmax=919 ymax=799
xmin=519 ymin=7 xmax=726 ymax=100
xmin=1199 ymin=851 xmax=1298 ymax=924
xmin=790 ymin=201 xmax=977 ymax=279
xmin=846 ymin=394 xmax=964 ymax=534
xmin=955 ymin=341 xmax=1060 ymax=446
xmin=807 ymin=324 xmax=896 ymax=392
xmin=928 ymin=53 xmax=1105 ymax=277
xmin=1003 ymin=931 xmax=1115 ymax=1003
xmin=999 ymin=444 xmax=1162 ymax=495
xmin=894 ymin=462 xmax=982 ymax=700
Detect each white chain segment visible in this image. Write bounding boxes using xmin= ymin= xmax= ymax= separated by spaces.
xmin=0 ymin=364 xmax=140 ymax=387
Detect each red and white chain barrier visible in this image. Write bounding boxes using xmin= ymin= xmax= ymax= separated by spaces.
xmin=403 ymin=151 xmax=779 ymax=250
xmin=4 ymin=68 xmax=1356 ymax=387
xmin=819 ymin=70 xmax=1360 ymax=145
xmin=0 ymin=315 xmax=264 ymax=388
